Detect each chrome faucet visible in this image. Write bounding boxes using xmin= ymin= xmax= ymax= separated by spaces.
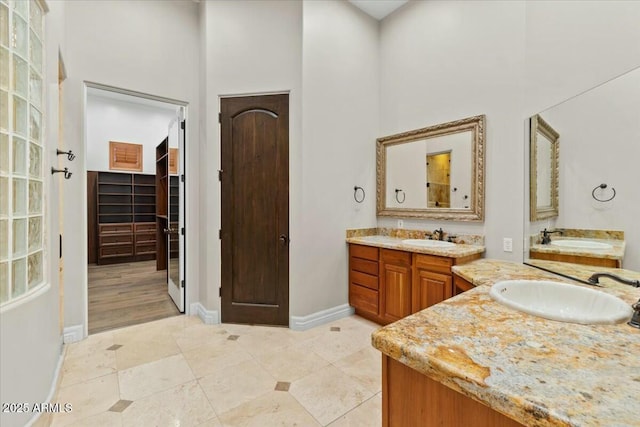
xmin=540 ymin=228 xmax=563 ymax=244
xmin=587 ymin=273 xmax=640 ymax=288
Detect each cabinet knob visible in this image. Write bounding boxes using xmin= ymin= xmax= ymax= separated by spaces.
xmin=279 ymin=234 xmax=289 ymax=245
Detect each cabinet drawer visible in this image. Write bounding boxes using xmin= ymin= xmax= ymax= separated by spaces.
xmin=350 ymin=270 xmax=378 ymax=290
xmin=100 ymin=234 xmax=133 ymax=245
xmin=135 ymin=222 xmax=156 ymax=232
xmin=135 ymin=243 xmax=156 ymax=255
xmin=135 ymin=232 xmax=156 ymax=244
xmin=414 ymin=253 xmax=453 ymax=275
xmin=99 ymin=244 xmax=133 ymax=257
xmin=349 ymin=284 xmax=379 ymax=316
xmin=349 ymin=244 xmax=379 ymax=261
xmin=381 ymin=248 xmax=411 ymax=265
xmin=350 ymin=257 xmax=378 ymax=276
xmin=99 ymin=223 xmax=133 ymax=234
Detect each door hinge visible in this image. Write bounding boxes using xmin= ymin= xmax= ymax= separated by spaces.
xmin=181 ymin=174 xmax=185 ymax=183
xmin=181 ymin=227 xmax=185 ymax=236
xmin=180 ymin=120 xmax=185 ymax=130
xmin=219 ymin=287 xmax=222 ymax=297
xmin=218 ymin=112 xmax=222 ymax=123
xmin=181 ymin=279 xmax=185 ymax=289
xmin=219 ymin=229 xmax=222 ymax=239
xmin=218 ymin=169 xmax=223 ymax=181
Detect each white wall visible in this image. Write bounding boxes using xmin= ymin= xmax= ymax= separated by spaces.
xmin=378 ymin=0 xmax=527 ymax=259
xmin=86 ymin=94 xmax=177 ymax=174
xmin=1 ymin=2 xmax=66 ymax=427
xmin=297 ymin=0 xmax=379 ymax=316
xmin=62 ymin=0 xmax=200 ymax=333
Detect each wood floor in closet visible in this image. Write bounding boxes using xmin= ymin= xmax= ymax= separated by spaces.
xmin=88 ymin=260 xmax=181 ymax=334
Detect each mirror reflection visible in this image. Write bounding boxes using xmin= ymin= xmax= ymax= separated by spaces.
xmin=525 ymin=67 xmax=640 ymax=276
xmin=377 ymin=114 xmax=485 ymax=221
xmin=529 ymin=114 xmax=559 ymax=221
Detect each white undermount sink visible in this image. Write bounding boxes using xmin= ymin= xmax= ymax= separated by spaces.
xmin=550 ymin=239 xmax=613 ymax=250
xmin=401 ymin=239 xmax=456 ymax=248
xmin=489 ymin=280 xmax=633 ymax=325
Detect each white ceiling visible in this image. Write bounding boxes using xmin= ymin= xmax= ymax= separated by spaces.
xmin=348 ymin=0 xmax=409 ymax=20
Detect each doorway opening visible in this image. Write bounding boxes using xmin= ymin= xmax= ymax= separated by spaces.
xmin=84 ymin=84 xmax=187 ymax=334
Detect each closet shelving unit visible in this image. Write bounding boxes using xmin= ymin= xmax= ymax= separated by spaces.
xmin=94 ymin=171 xmax=157 ymax=265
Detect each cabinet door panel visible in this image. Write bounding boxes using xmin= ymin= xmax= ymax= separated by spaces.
xmin=413 ymin=269 xmax=452 ymax=312
xmin=382 ymin=263 xmax=412 ymax=321
xmin=349 ymin=284 xmax=379 ymax=316
xmin=453 ymin=274 xmax=474 ymax=296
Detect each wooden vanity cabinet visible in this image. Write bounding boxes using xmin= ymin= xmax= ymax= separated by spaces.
xmin=380 ymin=249 xmax=412 ymax=322
xmin=349 ymin=245 xmax=380 ymax=320
xmin=453 ymin=274 xmax=475 ymax=296
xmin=349 ymin=244 xmax=481 ymax=324
xmin=412 ymin=254 xmax=453 ymax=312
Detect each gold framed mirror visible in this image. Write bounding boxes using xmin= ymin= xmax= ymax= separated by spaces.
xmin=376 ymin=115 xmax=485 ymax=221
xmin=529 ymin=114 xmax=559 ymax=221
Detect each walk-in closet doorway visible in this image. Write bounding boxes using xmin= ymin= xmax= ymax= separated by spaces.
xmin=84 ymin=83 xmax=187 ymax=334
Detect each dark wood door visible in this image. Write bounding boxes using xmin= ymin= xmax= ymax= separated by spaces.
xmin=220 ymin=94 xmax=289 ymax=326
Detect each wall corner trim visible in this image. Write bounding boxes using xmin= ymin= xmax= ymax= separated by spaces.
xmin=290 ymin=304 xmax=355 ymax=331
xmin=63 ymin=325 xmax=84 ymax=344
xmin=190 ymin=302 xmax=220 ymax=325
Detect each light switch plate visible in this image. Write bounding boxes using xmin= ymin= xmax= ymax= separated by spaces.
xmin=503 ymin=238 xmax=513 ymax=252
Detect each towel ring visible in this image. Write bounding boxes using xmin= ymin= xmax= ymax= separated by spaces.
xmin=394 ymin=189 xmax=406 ymax=204
xmin=353 ymin=186 xmax=365 ymax=203
xmin=592 ymin=183 xmax=616 ymax=202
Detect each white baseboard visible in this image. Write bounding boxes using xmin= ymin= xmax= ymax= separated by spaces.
xmin=25 ymin=347 xmax=64 ymax=427
xmin=63 ymin=324 xmax=84 ymax=344
xmin=290 ymin=303 xmax=355 ymax=331
xmin=190 ymin=302 xmax=219 ymax=325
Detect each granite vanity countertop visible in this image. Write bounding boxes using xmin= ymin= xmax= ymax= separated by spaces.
xmin=373 ymin=259 xmax=640 ymax=427
xmin=529 ymin=237 xmax=625 ymax=261
xmin=346 ymin=235 xmax=485 ymax=258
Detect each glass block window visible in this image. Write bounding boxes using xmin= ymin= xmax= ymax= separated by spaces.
xmin=1 ymin=0 xmax=45 ymax=306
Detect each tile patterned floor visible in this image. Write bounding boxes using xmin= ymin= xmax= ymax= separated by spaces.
xmin=48 ymin=315 xmax=382 ymax=427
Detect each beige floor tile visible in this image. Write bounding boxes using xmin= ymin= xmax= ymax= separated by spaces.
xmin=118 ymin=354 xmax=195 ymax=401
xmin=252 ymin=341 xmax=330 ymax=382
xmin=330 ymin=316 xmax=380 ymax=337
xmin=198 ymin=359 xmax=276 ymax=415
xmin=197 ymin=417 xmax=223 ymax=427
xmin=289 ymin=365 xmax=373 ymax=426
xmin=121 ymin=381 xmax=215 ymax=427
xmin=182 ymin=339 xmax=252 ymax=379
xmin=218 ymin=390 xmax=321 ymax=427
xmin=61 ymin=411 xmax=122 ymax=427
xmin=65 ymin=332 xmax=115 ymax=359
xmin=51 ymin=374 xmax=120 ymax=427
xmin=61 ymin=349 xmax=117 ymax=388
xmin=114 ymin=332 xmax=181 ymax=371
xmin=235 ymin=325 xmax=301 ymax=357
xmin=303 ymin=328 xmax=371 ymax=364
xmin=334 ymin=346 xmax=382 ymax=393
xmin=327 ymin=393 xmax=382 ymax=427
xmin=173 ymin=323 xmax=230 ymax=352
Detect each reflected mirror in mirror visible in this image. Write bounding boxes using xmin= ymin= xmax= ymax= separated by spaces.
xmin=529 ymin=114 xmax=559 ymax=221
xmin=377 ymin=114 xmax=485 ymax=221
xmin=525 ymin=67 xmax=640 ymax=276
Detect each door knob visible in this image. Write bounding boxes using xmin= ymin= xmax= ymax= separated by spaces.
xmin=279 ymin=234 xmax=289 ymax=245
